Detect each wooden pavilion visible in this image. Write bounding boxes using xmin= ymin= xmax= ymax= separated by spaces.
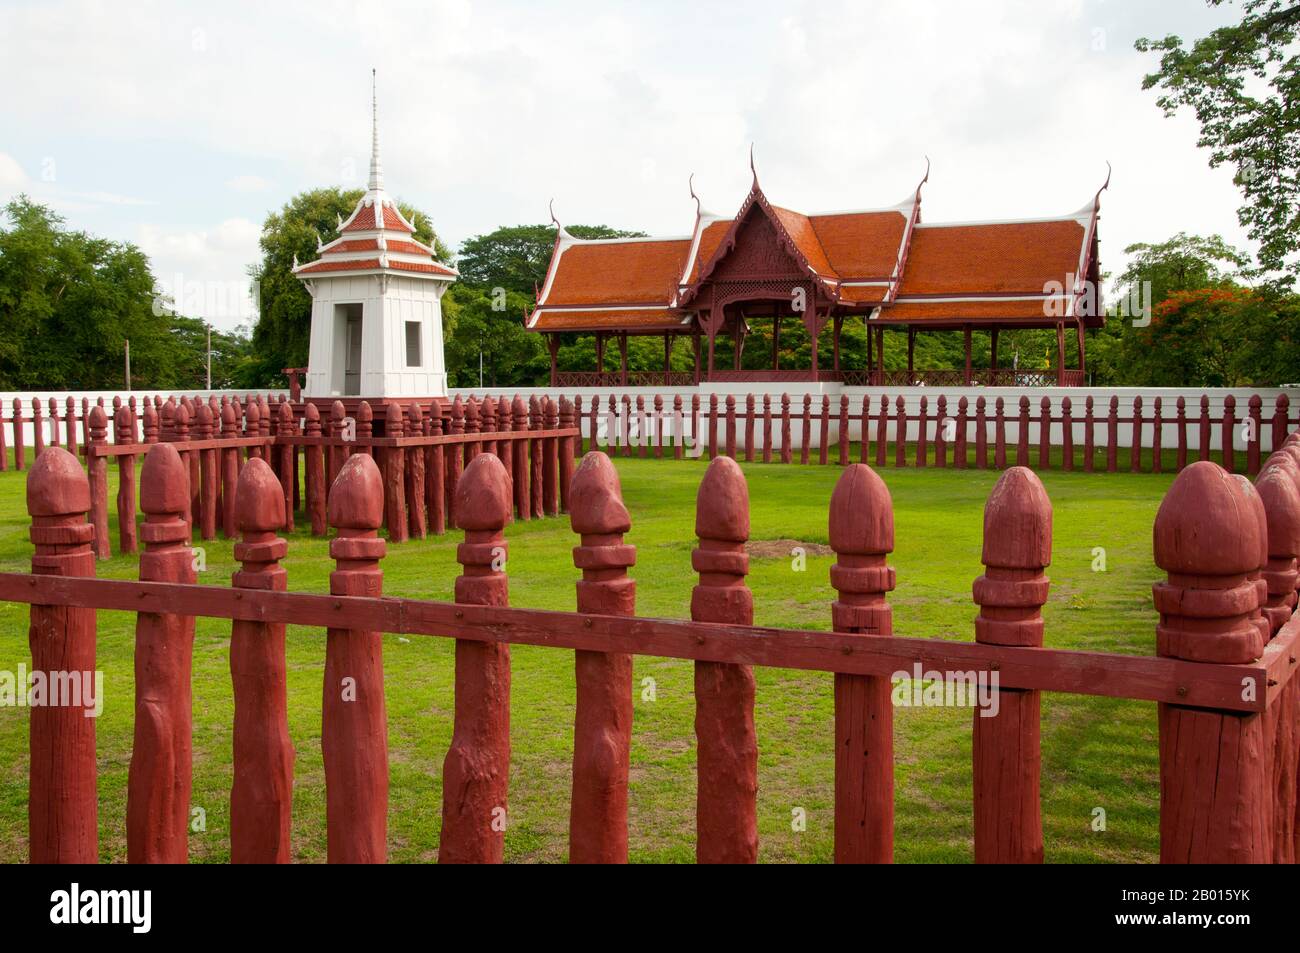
xmin=525 ymin=161 xmax=1106 ymax=387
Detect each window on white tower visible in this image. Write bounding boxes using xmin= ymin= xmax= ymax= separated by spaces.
xmin=405 ymin=321 xmax=422 ymax=367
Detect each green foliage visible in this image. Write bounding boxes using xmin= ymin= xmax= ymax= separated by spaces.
xmin=1137 ymin=1 xmax=1300 ymax=283
xmin=249 ymin=188 xmax=449 ymax=385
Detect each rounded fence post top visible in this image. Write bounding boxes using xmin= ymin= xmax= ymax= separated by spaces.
xmin=512 ymin=395 xmax=526 ymax=414
xmin=245 ymin=400 xmax=260 ymax=423
xmin=27 ymin=447 xmax=90 ymax=516
xmin=115 ymin=405 xmax=131 ymax=428
xmin=88 ymin=403 xmax=107 ymax=430
xmin=454 ymin=452 xmax=512 ymax=531
xmin=429 ymin=399 xmax=443 ymax=419
xmin=328 ymin=452 xmax=384 ymax=530
xmin=196 ymin=401 xmax=212 ymax=425
xmin=829 ymin=464 xmax=893 ymax=555
xmin=1154 ymin=461 xmax=1262 ymax=575
xmin=1256 ymin=467 xmax=1300 ymax=557
xmin=570 ymin=451 xmax=629 ymax=536
xmin=331 ymin=399 xmax=346 ymax=418
xmin=356 ymin=400 xmax=372 ymax=422
xmin=278 ymin=400 xmax=293 ymax=424
xmin=696 ymin=454 xmax=748 ymax=542
xmin=385 ymin=401 xmax=404 ymax=428
xmin=221 ymin=403 xmax=236 ymax=425
xmin=982 ymin=466 xmax=1052 ymax=569
xmin=1233 ymin=474 xmax=1269 ymax=568
xmin=236 ymin=456 xmax=286 ymax=534
xmin=304 ymin=402 xmax=320 ymax=422
xmin=140 ymin=443 xmax=190 ymax=515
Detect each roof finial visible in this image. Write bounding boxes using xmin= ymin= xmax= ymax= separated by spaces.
xmin=688 ymin=173 xmax=701 ymax=217
xmin=921 ymin=155 xmax=931 ymax=186
xmin=368 ymin=68 xmax=384 ymax=193
xmin=549 ymin=198 xmax=561 ymax=229
xmin=1093 ymin=160 xmax=1112 ymax=211
xmin=749 ymin=143 xmax=759 ymax=189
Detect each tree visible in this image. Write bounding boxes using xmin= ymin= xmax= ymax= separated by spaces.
xmin=442 ymin=284 xmax=547 ymax=388
xmin=248 ymin=188 xmax=449 ymax=384
xmin=456 ymin=223 xmax=646 ymax=295
xmin=1137 ymin=1 xmax=1300 ymax=283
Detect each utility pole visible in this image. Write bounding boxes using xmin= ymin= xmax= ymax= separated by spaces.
xmin=205 ymin=323 xmax=212 ymax=390
xmin=124 ymin=339 xmax=131 ymax=390
xmin=479 ymin=349 xmax=484 ymax=388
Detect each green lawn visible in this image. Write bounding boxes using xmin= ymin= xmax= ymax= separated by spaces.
xmin=0 ymin=444 xmax=1175 ymax=863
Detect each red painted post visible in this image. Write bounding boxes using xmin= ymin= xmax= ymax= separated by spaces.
xmin=559 ymin=396 xmax=575 ymax=513
xmin=838 ymin=394 xmax=849 ymax=466
xmin=242 ymin=396 xmax=259 ymax=465
xmin=915 ymin=396 xmax=928 ymax=468
xmin=574 ymin=395 xmax=585 ymax=457
xmin=12 ymin=398 xmax=24 ymax=470
xmin=1272 ymin=395 xmax=1290 ymax=453
xmin=440 ymin=453 xmax=513 ymax=864
xmin=725 ymin=394 xmax=737 ymax=459
xmin=1016 ymin=396 xmax=1030 ymax=467
xmin=86 ymin=406 xmax=110 ymax=560
xmin=229 ymin=458 xmax=294 ymax=863
xmin=589 ymin=394 xmax=601 ymax=455
xmin=195 ymin=402 xmax=218 ymax=540
xmin=323 ymin=453 xmax=388 ymax=863
xmin=1106 ymin=396 xmax=1119 ymax=472
xmin=761 ymin=394 xmax=773 ymax=463
xmin=383 ymin=403 xmax=408 ymax=543
xmin=303 ymin=404 xmax=327 ymax=536
xmin=858 ymin=395 xmax=871 ymax=465
xmin=355 ymin=400 xmax=373 ymax=457
xmin=1248 ymin=395 xmax=1262 ymax=475
xmin=48 ymin=397 xmax=60 ymax=450
xmin=800 ymin=394 xmax=812 ymax=465
xmin=328 ymin=400 xmax=347 ymax=489
xmin=674 ymin=394 xmax=685 ymax=461
xmin=65 ymin=395 xmax=77 ymax=453
xmin=1152 ymin=397 xmax=1164 ymax=474
xmin=495 ymin=395 xmax=512 ymax=485
xmin=115 ymin=406 xmax=138 ymax=554
xmin=635 ymin=395 xmax=647 ymax=458
xmin=894 ymin=395 xmax=906 ymax=468
xmin=568 ymin=452 xmax=635 ymax=863
xmin=465 ymin=396 xmax=481 ymax=468
xmin=32 ymin=398 xmax=45 ymax=458
xmin=874 ymin=393 xmax=887 ymax=468
xmin=446 ymin=397 xmax=465 ymax=525
xmin=1129 ymin=396 xmax=1143 ymax=473
xmin=973 ymin=466 xmax=1051 ymax=863
xmin=994 ymin=397 xmax=1007 ymax=469
xmin=220 ymin=404 xmax=240 ymax=539
xmin=655 ymin=394 xmax=666 ymax=459
xmin=944 ymin=397 xmax=958 ymax=469
xmin=818 ymin=394 xmax=830 ymax=465
xmin=1083 ymin=396 xmax=1095 ymax=472
xmin=1037 ymin=397 xmax=1050 ymax=469
xmin=427 ymin=400 xmax=447 ymax=535
xmin=972 ymin=396 xmax=985 ymax=469
xmin=530 ymin=396 xmax=545 ymax=517
xmin=620 ymin=394 xmax=632 ymax=458
xmin=1223 ymin=394 xmax=1237 ymax=473
xmin=692 ymin=456 xmax=757 ymax=863
xmin=26 ymin=448 xmax=98 ymax=863
xmin=127 ymin=444 xmax=196 ymax=863
xmin=1153 ymin=462 xmax=1269 ymax=862
xmin=1198 ymin=394 xmax=1212 ymax=462
xmin=690 ymin=394 xmax=700 ymax=457
xmin=710 ymin=393 xmax=721 ymax=460
xmin=544 ymin=397 xmax=559 ymax=516
xmin=1176 ymin=396 xmax=1188 ymax=470
xmin=406 ymin=402 xmax=427 ymax=539
xmin=511 ymin=396 xmax=528 ymax=521
xmin=276 ymin=402 xmax=295 ymax=534
xmin=829 ymin=463 xmax=895 ymax=864
xmin=479 ymin=394 xmax=496 ymax=460
xmin=1060 ymin=397 xmax=1073 ymax=471
xmin=781 ymin=393 xmax=793 ymax=465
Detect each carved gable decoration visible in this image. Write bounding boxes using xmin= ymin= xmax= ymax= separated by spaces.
xmin=701 ymin=204 xmax=809 ymax=284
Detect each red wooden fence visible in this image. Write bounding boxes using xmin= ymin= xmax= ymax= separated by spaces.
xmin=6 ymin=429 xmax=1300 ymax=863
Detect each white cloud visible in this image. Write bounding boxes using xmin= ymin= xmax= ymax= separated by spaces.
xmin=226 ymin=174 xmax=273 ymax=192
xmin=137 ymin=218 xmax=262 ymax=330
xmin=0 ymin=153 xmax=26 ymax=194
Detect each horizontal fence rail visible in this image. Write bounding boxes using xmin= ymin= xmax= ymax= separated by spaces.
xmin=7 ymin=422 xmax=1300 ymax=864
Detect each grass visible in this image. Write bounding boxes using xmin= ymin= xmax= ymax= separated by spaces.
xmin=0 ymin=443 xmax=1176 ymax=863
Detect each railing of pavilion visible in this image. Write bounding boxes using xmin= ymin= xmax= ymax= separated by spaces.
xmin=555 ymin=391 xmax=1298 ymax=476
xmin=7 ymin=435 xmax=1300 ymax=863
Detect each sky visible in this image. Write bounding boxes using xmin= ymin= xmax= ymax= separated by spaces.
xmin=0 ymin=0 xmax=1247 ymax=331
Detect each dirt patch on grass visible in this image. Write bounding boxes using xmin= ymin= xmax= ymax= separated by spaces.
xmin=748 ymin=539 xmax=832 ymax=558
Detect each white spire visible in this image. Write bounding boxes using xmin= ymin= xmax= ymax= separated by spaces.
xmin=368 ymin=68 xmax=384 ymax=193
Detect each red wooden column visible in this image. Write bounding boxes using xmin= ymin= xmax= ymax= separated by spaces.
xmin=829 ymin=464 xmax=895 ymax=864
xmin=746 ymin=394 xmax=757 ymax=463
xmin=1037 ymin=397 xmax=1051 ymax=469
xmin=781 ymin=394 xmax=793 ymax=464
xmin=220 ymin=404 xmax=240 ymax=539
xmin=127 ymin=444 xmax=196 ymax=863
xmin=1222 ymin=394 xmax=1237 ymax=473
xmin=328 ymin=400 xmax=348 ymax=489
xmin=65 ymin=396 xmax=78 ymax=453
xmin=26 ymin=448 xmax=98 ymax=863
xmin=196 ymin=402 xmax=218 ymax=540
xmin=543 ymin=397 xmax=559 ymax=516
xmin=115 ymin=406 xmax=138 ymax=555
xmin=530 ymin=396 xmax=545 ymax=515
xmin=1176 ymin=397 xmax=1188 ymax=470
xmin=1130 ymin=397 xmax=1144 ymax=472
xmin=229 ymin=458 xmax=294 ymax=863
xmin=407 ymin=402 xmax=427 ymax=539
xmin=427 ymin=401 xmax=446 ymax=535
xmin=1198 ymin=395 xmax=1212 ymax=461
xmin=725 ymin=394 xmax=737 ymax=458
xmin=915 ymin=396 xmax=928 ymax=468
xmin=511 ymin=396 xmax=529 ymax=521
xmin=1247 ymin=395 xmax=1262 ymax=475
xmin=1106 ymin=396 xmax=1119 ymax=471
xmin=1060 ymin=397 xmax=1074 ymax=471
xmin=1016 ymin=396 xmax=1030 ymax=467
xmin=32 ymin=398 xmax=45 ymax=458
xmin=355 ymin=400 xmax=373 ymax=458
xmin=303 ymin=403 xmax=327 ymax=536
xmin=277 ymin=401 xmax=295 ymax=534
xmin=323 ymin=453 xmax=388 ymax=863
xmin=934 ymin=396 xmax=947 ymax=468
xmin=440 ymin=454 xmax=513 ymax=864
xmin=381 ymin=403 xmax=407 ymax=542
xmin=558 ymin=396 xmax=575 ymax=513
xmin=994 ymin=398 xmax=1007 ymax=468
xmin=874 ymin=394 xmax=888 ymax=467
xmin=972 ymin=466 xmax=1051 ymax=864
xmin=12 ymin=398 xmax=24 ymax=470
xmin=495 ymin=395 xmax=513 ymax=483
xmin=1152 ymin=397 xmax=1164 ymax=474
xmin=1153 ymin=462 xmax=1270 ymax=862
xmin=710 ymin=393 xmax=721 ymax=460
xmin=692 ymin=456 xmax=758 ymax=863
xmin=86 ymin=405 xmax=111 ymax=560
xmin=763 ymin=394 xmax=774 ymax=464
xmin=800 ymin=394 xmax=811 ymax=464
xmin=894 ymin=396 xmax=906 ymax=468
xmin=975 ymin=396 xmax=988 ymax=469
xmin=568 ymin=452 xmax=636 ymax=863
xmin=818 ymin=394 xmax=830 ymax=465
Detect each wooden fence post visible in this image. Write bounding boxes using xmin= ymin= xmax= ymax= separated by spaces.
xmin=1016 ymin=396 xmax=1030 ymax=467
xmin=782 ymin=393 xmax=793 ymax=465
xmin=26 ymin=448 xmax=98 ymax=863
xmin=956 ymin=397 xmax=969 ymax=469
xmin=829 ymin=463 xmax=895 ymax=864
xmin=220 ymin=404 xmax=240 ymax=539
xmin=711 ymin=393 xmax=721 ymax=460
xmin=915 ymin=396 xmax=928 ymax=468
xmin=1248 ymin=395 xmax=1262 ymax=475
xmin=229 ymin=458 xmax=294 ymax=863
xmin=994 ymin=397 xmax=1007 ymax=469
xmin=277 ymin=402 xmax=295 ymax=534
xmin=894 ymin=396 xmax=907 ymax=468
xmin=1130 ymin=396 xmax=1144 ymax=473
xmin=323 ymin=453 xmax=388 ymax=863
xmin=1083 ymin=396 xmax=1095 ymax=472
xmin=674 ymin=394 xmax=685 ymax=461
xmin=1037 ymin=397 xmax=1051 ymax=469
xmin=127 ymin=444 xmax=196 ymax=863
xmin=1176 ymin=396 xmax=1188 ymax=471
xmin=748 ymin=394 xmax=758 ymax=463
xmin=1060 ymin=397 xmax=1073 ymax=471
xmin=303 ymin=403 xmax=327 ymax=536
xmin=544 ymin=397 xmax=559 ymax=516
xmin=819 ymin=394 xmax=831 ymax=465
xmin=196 ymin=402 xmax=218 ymax=540
xmin=725 ymin=395 xmax=737 ymax=459
xmin=406 ymin=403 xmax=427 ymax=539
xmin=763 ymin=394 xmax=774 ymax=463
xmin=574 ymin=395 xmax=585 ymax=457
xmin=874 ymin=394 xmax=887 ymax=468
xmin=32 ymin=398 xmax=44 ymax=458
xmin=1272 ymin=395 xmax=1290 ymax=453
xmin=801 ymin=394 xmax=812 ymax=465
xmin=511 ymin=396 xmax=528 ymax=521
xmin=1153 ymin=461 xmax=1269 ymax=862
xmin=859 ymin=396 xmax=871 ymax=465
xmin=655 ymin=395 xmax=666 ymax=459
xmin=568 ymin=452 xmax=635 ymax=863
xmin=530 ymin=396 xmax=545 ymax=517
xmin=66 ymin=396 xmax=78 ymax=454
xmin=838 ymin=395 xmax=850 ymax=466
xmin=1106 ymin=396 xmax=1119 ymax=472
xmin=115 ymin=406 xmax=138 ymax=554
xmin=11 ymin=398 xmax=23 ymax=470
xmin=87 ymin=406 xmax=110 ymax=560
xmin=636 ymin=395 xmax=647 ymax=459
xmin=972 ymin=467 xmax=1051 ymax=864
xmin=495 ymin=395 xmax=512 ymax=485
xmin=559 ymin=396 xmax=575 ymax=513
xmin=440 ymin=453 xmax=513 ymax=864
xmin=692 ymin=456 xmax=757 ymax=863
xmin=382 ymin=403 xmax=408 ymax=542
xmin=328 ymin=400 xmax=347 ymax=490
xmin=1152 ymin=397 xmax=1164 ymax=474
xmin=1198 ymin=394 xmax=1211 ymax=462
xmin=355 ymin=400 xmax=373 ymax=458
xmin=1223 ymin=394 xmax=1237 ymax=474
xmin=428 ymin=401 xmax=447 ymax=535
xmin=48 ymin=397 xmax=60 ymax=450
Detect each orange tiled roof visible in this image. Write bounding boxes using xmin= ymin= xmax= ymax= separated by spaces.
xmin=810 ymin=211 xmax=908 ymax=279
xmin=529 ymin=308 xmax=686 ymax=331
xmin=543 ymin=239 xmax=690 ymax=306
xmin=296 ymin=257 xmax=456 ymax=277
xmin=897 ymin=220 xmax=1085 ymax=296
xmin=327 ymin=238 xmax=431 ymax=256
xmin=882 ymin=297 xmax=1075 ymax=323
xmin=769 ymin=206 xmax=836 ymax=276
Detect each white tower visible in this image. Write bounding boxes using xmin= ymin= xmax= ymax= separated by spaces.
xmin=295 ymin=71 xmax=456 ymax=398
